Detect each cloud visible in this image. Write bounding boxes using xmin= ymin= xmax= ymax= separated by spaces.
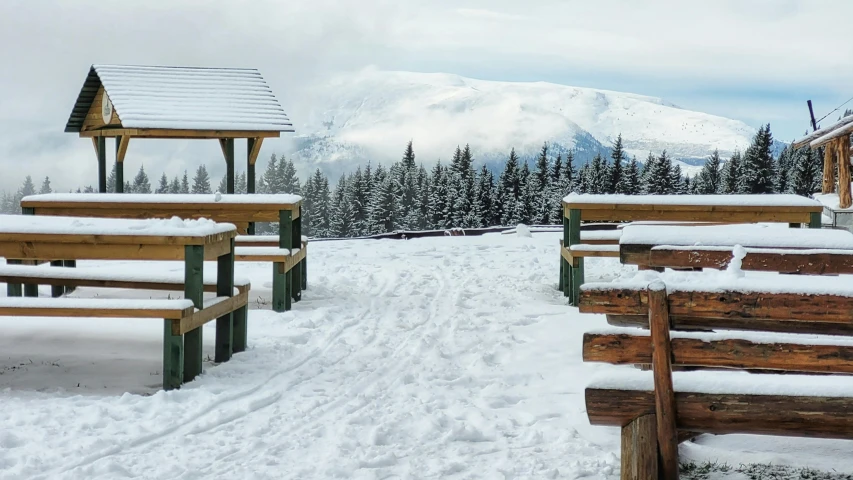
xmin=0 ymin=0 xmax=851 ymax=192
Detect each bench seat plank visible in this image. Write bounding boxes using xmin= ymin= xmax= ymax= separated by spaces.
xmin=0 ymin=297 xmax=194 ymax=319
xmin=0 ymin=264 xmax=250 ymax=293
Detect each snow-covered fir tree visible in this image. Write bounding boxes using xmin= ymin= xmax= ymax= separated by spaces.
xmin=695 ymin=150 xmax=722 ymax=194
xmin=622 ymin=156 xmax=641 ymax=195
xmin=737 ymin=124 xmax=775 ymax=194
xmin=608 ymin=134 xmax=626 ymax=194
xmin=191 ymin=165 xmax=211 ymax=194
xmin=789 ymin=146 xmax=821 ymax=196
xmin=720 ymin=152 xmax=741 ymax=194
xmin=133 ymin=165 xmax=152 ymax=193
xmin=39 ymin=176 xmax=52 ymax=194
xmin=155 ymin=173 xmax=169 ymax=193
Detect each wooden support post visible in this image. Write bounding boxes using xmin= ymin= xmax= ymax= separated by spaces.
xmin=823 ymin=145 xmax=836 ymax=194
xmin=5 ymin=259 xmax=22 ymax=297
xmin=292 ymin=210 xmax=303 ymax=302
xmin=621 ymin=414 xmax=659 ymax=480
xmin=50 ymin=260 xmax=65 ymax=297
xmin=838 ymin=136 xmax=852 ymax=209
xmin=184 ymin=245 xmax=204 ymax=382
xmin=63 ymin=260 xmax=77 ymax=294
xmin=301 ymin=240 xmax=308 ymax=291
xmin=809 ymin=212 xmax=822 ymax=229
xmin=215 ymin=238 xmax=235 ymax=363
xmin=233 ymin=305 xmax=248 ymax=353
xmin=247 ymin=138 xmax=258 ymax=235
xmin=115 ymin=136 xmax=126 ymax=193
xmin=649 ymin=284 xmax=679 ymax=480
xmin=275 ymin=210 xmax=293 ymax=313
xmin=560 ymin=217 xmax=572 ymax=297
xmin=20 ymin=207 xmax=39 ymax=297
xmin=97 ymin=136 xmax=107 ymax=193
xmin=568 ymin=209 xmax=582 ymax=306
xmin=163 ymin=320 xmax=184 ymax=390
xmin=224 ymin=138 xmax=235 ymax=194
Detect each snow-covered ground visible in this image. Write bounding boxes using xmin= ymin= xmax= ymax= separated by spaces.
xmin=1 ymin=232 xmax=852 ymax=479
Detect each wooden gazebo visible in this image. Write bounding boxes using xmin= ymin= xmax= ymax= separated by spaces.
xmin=794 ymin=116 xmax=853 ymax=208
xmin=64 ymin=64 xmax=294 ymax=194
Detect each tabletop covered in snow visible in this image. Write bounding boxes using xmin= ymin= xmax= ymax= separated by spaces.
xmin=619 ymin=223 xmax=853 ymax=249
xmin=0 ymin=214 xmax=235 ymax=239
xmin=562 ymin=193 xmax=823 ymax=209
xmin=22 ymin=193 xmax=303 ymax=205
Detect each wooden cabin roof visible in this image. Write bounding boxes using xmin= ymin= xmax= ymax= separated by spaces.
xmin=65 ymin=65 xmax=294 ymax=133
xmin=793 ymin=115 xmax=853 ymax=149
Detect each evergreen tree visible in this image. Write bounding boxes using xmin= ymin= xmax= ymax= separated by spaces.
xmin=191 ymin=165 xmax=212 ymax=194
xmin=217 ymin=175 xmax=227 ymax=194
xmin=369 ymin=165 xmax=396 ymax=234
xmin=609 ymin=134 xmax=626 ymax=193
xmin=236 ymin=171 xmax=247 ymax=194
xmin=260 ymin=153 xmax=278 ymax=193
xmin=775 ymin=145 xmax=793 ymax=194
xmin=123 ymin=181 xmax=132 ymax=194
xmin=395 ymin=142 xmax=420 ymax=229
xmin=180 ymin=171 xmax=190 ymax=194
xmin=645 ymin=151 xmax=675 ymax=194
xmin=428 ymin=161 xmax=449 ymax=229
xmin=155 ymin=173 xmax=169 ymax=194
xmin=720 ymin=152 xmax=741 ymax=194
xmin=349 ymin=166 xmax=370 ymax=236
xmin=533 ymin=143 xmax=552 ymax=224
xmin=575 ymin=163 xmax=591 ymax=193
xmin=132 ymin=165 xmax=152 ymax=193
xmin=402 ymin=140 xmax=416 ymax=170
xmin=39 ymin=176 xmax=52 ymax=194
xmin=329 ymin=174 xmax=355 ymax=237
xmin=789 ymin=147 xmax=821 ymax=196
xmin=586 ymin=153 xmax=607 ymax=194
xmin=737 ymin=124 xmax=776 ymax=194
xmin=696 ymin=150 xmax=723 ymax=194
xmin=169 ymin=176 xmax=181 ymax=194
xmin=670 ymin=163 xmax=686 ymax=194
xmin=475 ymin=165 xmax=497 ymax=227
xmin=107 ymin=165 xmax=117 ymax=193
xmin=498 ymin=149 xmax=523 ymax=226
xmin=519 ymin=161 xmax=535 ymax=224
xmin=416 ymin=165 xmax=431 ymax=230
xmin=623 ymin=156 xmax=641 ymax=195
xmin=279 ymin=157 xmax=301 ymax=194
xmin=549 ymin=153 xmax=565 ymax=223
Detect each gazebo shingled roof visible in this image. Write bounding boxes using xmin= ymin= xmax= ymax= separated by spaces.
xmin=65 ymin=64 xmax=294 ymax=194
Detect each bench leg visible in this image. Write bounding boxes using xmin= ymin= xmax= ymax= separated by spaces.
xmin=163 ymin=320 xmax=184 ymax=391
xmin=571 ymin=259 xmax=584 ymax=307
xmin=63 ymin=260 xmax=76 ymax=294
xmin=233 ymin=305 xmax=248 ymax=353
xmin=563 ymin=262 xmax=572 ymax=299
xmin=23 ymin=283 xmax=38 ymax=297
xmin=292 ymin=260 xmax=302 ymax=303
xmin=301 ymin=255 xmax=307 ymax=290
xmin=184 ymin=245 xmax=204 ymax=383
xmin=215 ymin=240 xmax=235 ymax=363
xmin=50 ymin=260 xmax=65 ymax=297
xmin=5 ymin=259 xmax=22 ymax=297
xmin=272 ymin=262 xmax=288 ymax=313
xmin=621 ymin=414 xmax=658 ymax=480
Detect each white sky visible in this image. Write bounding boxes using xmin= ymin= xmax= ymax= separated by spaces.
xmin=1 ymin=0 xmax=851 ymax=193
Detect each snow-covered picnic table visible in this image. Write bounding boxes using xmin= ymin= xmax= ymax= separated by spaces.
xmin=558 ymin=193 xmax=825 ymax=305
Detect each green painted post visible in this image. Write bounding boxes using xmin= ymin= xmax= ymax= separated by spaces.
xmin=568 ymin=209 xmax=583 ymax=307
xmin=163 ymin=320 xmax=184 ymax=390
xmin=5 ymin=259 xmax=22 ymax=297
xmin=21 ymin=207 xmax=38 ymax=297
xmin=247 ymin=139 xmax=256 ymax=235
xmin=183 ymin=245 xmax=204 ymax=382
xmin=292 ymin=213 xmax=302 ymax=302
xmin=276 ymin=210 xmax=293 ymax=312
xmin=50 ymin=260 xmax=65 ymax=297
xmin=63 ymin=260 xmax=76 ymax=294
xmin=809 ymin=212 xmax=822 ymax=229
xmin=215 ymin=238 xmax=235 ymax=363
xmin=97 ymin=136 xmax=107 ymax=193
xmin=233 ymin=305 xmax=248 ymax=353
xmin=225 ymin=138 xmax=235 ymax=194
xmin=115 ymin=138 xmax=124 ymax=193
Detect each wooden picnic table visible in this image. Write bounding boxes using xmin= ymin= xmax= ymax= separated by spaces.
xmin=560 ymin=194 xmax=825 ymax=306
xmin=20 ymin=192 xmax=307 ymax=309
xmin=0 ymin=213 xmax=241 ymax=387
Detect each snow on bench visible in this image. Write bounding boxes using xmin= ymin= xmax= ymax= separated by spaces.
xmin=578 ymin=230 xmax=622 ymax=242
xmin=0 ymin=264 xmax=250 ymax=293
xmin=22 ymin=192 xmax=303 ymax=205
xmin=588 ymin=369 xmax=853 ymax=398
xmin=0 ymin=214 xmax=234 ymax=238
xmin=619 ymin=223 xmax=853 ymax=250
xmin=235 ymin=235 xmax=309 ymax=245
xmin=0 ymin=297 xmax=195 ymax=318
xmin=235 ymin=247 xmax=298 ymax=261
xmin=563 ymin=193 xmax=823 ymax=209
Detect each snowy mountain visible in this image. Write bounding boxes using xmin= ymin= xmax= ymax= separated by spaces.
xmin=285 ymin=68 xmax=759 ymax=178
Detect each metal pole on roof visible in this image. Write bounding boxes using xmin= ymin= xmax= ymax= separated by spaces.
xmin=807 ymin=100 xmax=818 ymax=132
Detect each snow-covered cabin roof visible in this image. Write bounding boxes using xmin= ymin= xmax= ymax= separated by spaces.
xmin=65 ymin=64 xmax=294 ymax=133
xmin=793 ymin=115 xmax=853 ymax=149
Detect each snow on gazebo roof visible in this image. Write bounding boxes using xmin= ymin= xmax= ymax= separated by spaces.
xmin=793 ymin=115 xmax=853 ymax=150
xmin=65 ymin=64 xmax=294 ymax=133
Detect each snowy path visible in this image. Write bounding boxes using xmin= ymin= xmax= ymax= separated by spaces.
xmin=1 ymin=233 xmax=851 ymax=479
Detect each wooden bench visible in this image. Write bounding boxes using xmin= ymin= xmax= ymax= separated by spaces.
xmin=579 ymin=280 xmax=853 ymax=479
xmin=20 ymin=193 xmax=306 ymax=312
xmin=617 ymin=223 xmax=853 ymax=270
xmin=559 ymin=194 xmax=825 ymax=306
xmin=0 ymin=294 xmax=247 ymax=390
xmin=0 ymin=213 xmax=246 ymax=389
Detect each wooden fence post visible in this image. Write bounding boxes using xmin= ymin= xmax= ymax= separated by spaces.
xmin=649 ymin=282 xmax=679 ymax=480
